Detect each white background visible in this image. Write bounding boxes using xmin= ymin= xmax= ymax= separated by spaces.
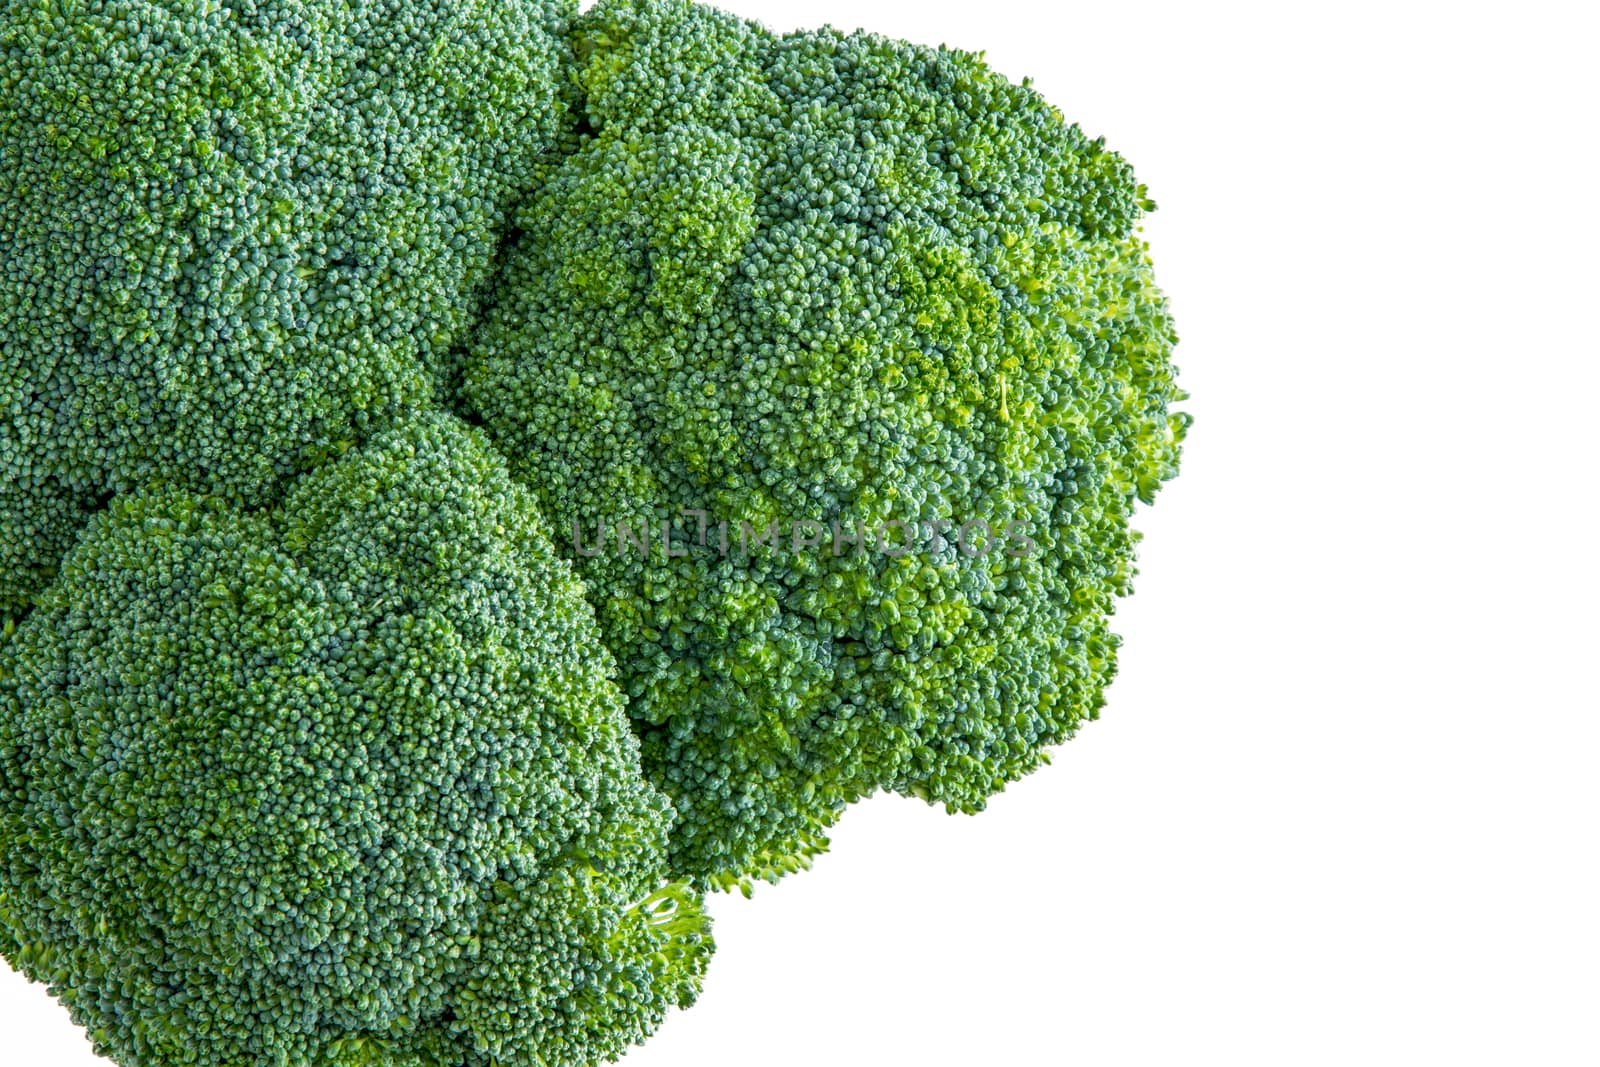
xmin=5 ymin=0 xmax=1597 ymax=1064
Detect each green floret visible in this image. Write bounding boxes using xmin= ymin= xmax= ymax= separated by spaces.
xmin=0 ymin=0 xmax=576 ymax=615
xmin=463 ymin=0 xmax=1188 ymax=887
xmin=0 ymin=414 xmax=711 ymax=1067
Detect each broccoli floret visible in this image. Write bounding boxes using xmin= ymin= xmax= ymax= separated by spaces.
xmin=0 ymin=413 xmax=711 ymax=1067
xmin=0 ymin=0 xmax=576 ymax=615
xmin=463 ymin=0 xmax=1188 ymax=887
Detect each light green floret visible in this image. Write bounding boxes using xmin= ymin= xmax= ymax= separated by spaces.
xmin=0 ymin=413 xmax=711 ymax=1067
xmin=463 ymin=0 xmax=1188 ymax=888
xmin=0 ymin=0 xmax=576 ymax=615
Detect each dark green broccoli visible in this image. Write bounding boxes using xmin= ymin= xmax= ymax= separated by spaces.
xmin=1 ymin=0 xmax=1188 ymax=1056
xmin=463 ymin=0 xmax=1188 ymax=888
xmin=0 ymin=0 xmax=576 ymax=615
xmin=0 ymin=414 xmax=711 ymax=1067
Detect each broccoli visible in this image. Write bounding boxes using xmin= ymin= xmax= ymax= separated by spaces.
xmin=0 ymin=413 xmax=711 ymax=1067
xmin=462 ymin=0 xmax=1188 ymax=887
xmin=0 ymin=0 xmax=575 ymax=615
xmin=1 ymin=0 xmax=1187 ymax=1057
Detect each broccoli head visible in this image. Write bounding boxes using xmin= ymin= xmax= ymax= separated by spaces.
xmin=0 ymin=0 xmax=576 ymax=614
xmin=0 ymin=414 xmax=711 ymax=1067
xmin=463 ymin=0 xmax=1188 ymax=886
xmin=1 ymin=0 xmax=1189 ymax=1057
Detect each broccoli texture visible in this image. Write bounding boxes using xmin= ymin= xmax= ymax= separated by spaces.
xmin=0 ymin=0 xmax=575 ymax=614
xmin=1 ymin=0 xmax=1186 ymax=1057
xmin=462 ymin=0 xmax=1188 ymax=886
xmin=0 ymin=414 xmax=710 ymax=1067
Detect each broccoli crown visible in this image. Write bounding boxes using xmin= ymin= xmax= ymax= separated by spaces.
xmin=0 ymin=414 xmax=711 ymax=1067
xmin=463 ymin=0 xmax=1188 ymax=886
xmin=2 ymin=0 xmax=1188 ymax=1055
xmin=0 ymin=0 xmax=575 ymax=614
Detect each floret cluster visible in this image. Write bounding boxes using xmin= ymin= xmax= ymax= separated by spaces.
xmin=0 ymin=0 xmax=1187 ymax=1063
